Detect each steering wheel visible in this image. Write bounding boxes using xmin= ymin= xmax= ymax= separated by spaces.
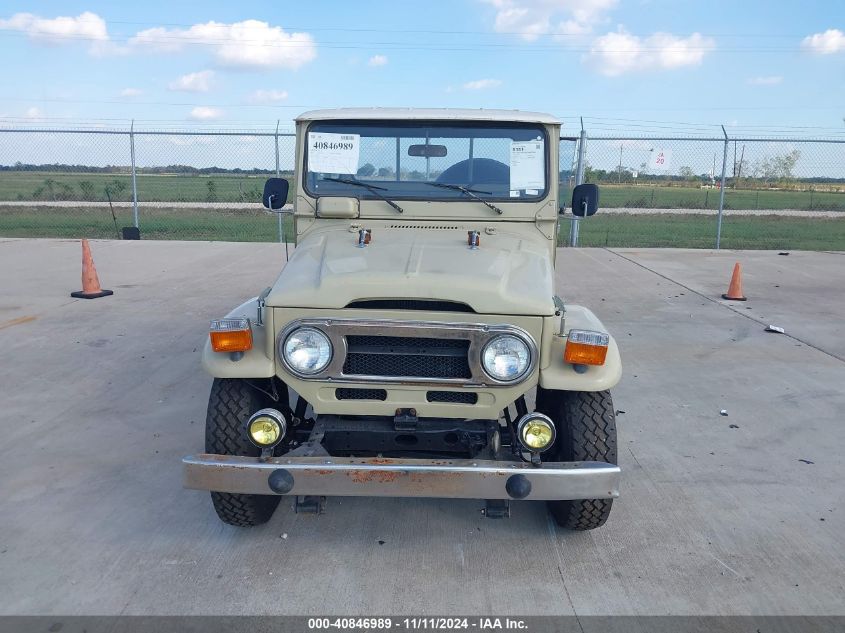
xmin=436 ymin=158 xmax=510 ymax=186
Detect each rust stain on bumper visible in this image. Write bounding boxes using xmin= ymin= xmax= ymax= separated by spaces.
xmin=348 ymin=470 xmax=401 ymax=484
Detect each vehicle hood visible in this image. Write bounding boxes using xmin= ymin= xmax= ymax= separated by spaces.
xmin=265 ymin=226 xmax=555 ymax=316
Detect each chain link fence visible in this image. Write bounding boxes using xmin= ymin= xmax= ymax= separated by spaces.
xmin=1 ymin=123 xmax=843 ymax=249
xmin=567 ymin=132 xmax=845 ymax=250
xmin=0 ymin=128 xmax=295 ymax=242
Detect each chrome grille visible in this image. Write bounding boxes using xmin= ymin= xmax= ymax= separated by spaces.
xmin=343 ymin=336 xmax=471 ymax=379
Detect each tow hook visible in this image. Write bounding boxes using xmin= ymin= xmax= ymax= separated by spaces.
xmin=295 ymin=495 xmax=326 ymax=514
xmin=483 ymin=499 xmax=510 ymax=519
xmin=394 ymin=408 xmax=418 ymax=432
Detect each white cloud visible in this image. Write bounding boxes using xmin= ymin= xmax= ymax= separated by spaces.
xmin=168 ymin=136 xmax=214 ymax=147
xmin=120 ymin=87 xmax=143 ymax=97
xmin=747 ymin=76 xmax=782 ymax=86
xmin=0 ymin=11 xmax=107 ymax=42
xmin=131 ymin=19 xmax=316 ymax=69
xmin=586 ymin=29 xmax=715 ymax=76
xmin=189 ymin=106 xmax=223 ymax=121
xmin=463 ymin=78 xmax=503 ymax=90
xmin=169 ymin=70 xmax=215 ymax=93
xmin=0 ymin=11 xmax=112 ymax=54
xmin=368 ymin=54 xmax=388 ymax=66
xmin=24 ymin=106 xmax=44 ymax=120
xmin=801 ymin=29 xmax=845 ymax=55
xmin=483 ymin=0 xmax=617 ymax=41
xmin=249 ymin=89 xmax=289 ymax=103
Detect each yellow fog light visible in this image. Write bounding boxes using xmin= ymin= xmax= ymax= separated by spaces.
xmin=517 ymin=413 xmax=556 ymax=452
xmin=246 ymin=408 xmax=287 ymax=448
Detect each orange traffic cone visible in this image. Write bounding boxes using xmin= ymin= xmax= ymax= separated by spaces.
xmin=71 ymin=239 xmax=113 ymax=299
xmin=721 ymin=262 xmax=746 ymax=301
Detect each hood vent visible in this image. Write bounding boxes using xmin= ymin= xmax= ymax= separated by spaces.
xmin=387 ymin=224 xmax=464 ymax=230
xmin=345 ymin=299 xmax=475 ymax=313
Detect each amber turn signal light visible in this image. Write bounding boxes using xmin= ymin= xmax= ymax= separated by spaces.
xmin=209 ymin=318 xmax=253 ymax=353
xmin=564 ymin=329 xmax=609 ymax=366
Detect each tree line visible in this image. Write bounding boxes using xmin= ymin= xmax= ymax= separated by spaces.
xmin=0 ymin=162 xmax=291 ymax=176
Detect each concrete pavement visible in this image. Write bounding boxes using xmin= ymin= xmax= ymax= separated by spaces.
xmin=0 ymin=239 xmax=843 ymax=615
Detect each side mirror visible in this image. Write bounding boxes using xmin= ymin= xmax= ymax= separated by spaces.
xmin=571 ymin=183 xmax=599 ymax=217
xmin=262 ymin=177 xmax=289 ymax=211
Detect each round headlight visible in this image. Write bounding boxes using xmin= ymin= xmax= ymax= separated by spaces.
xmin=283 ymin=327 xmax=332 ymax=375
xmin=481 ymin=334 xmax=531 ymax=382
xmin=517 ymin=413 xmax=556 ymax=452
xmin=247 ymin=408 xmax=286 ymax=448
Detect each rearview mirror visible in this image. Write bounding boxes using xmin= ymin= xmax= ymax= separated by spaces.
xmin=408 ymin=144 xmax=447 ymax=158
xmin=262 ymin=177 xmax=289 ymax=211
xmin=571 ymin=183 xmax=599 ymax=217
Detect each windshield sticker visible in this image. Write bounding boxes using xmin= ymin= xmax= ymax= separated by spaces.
xmin=510 ymin=140 xmax=544 ymax=191
xmin=308 ymin=132 xmax=360 ymax=174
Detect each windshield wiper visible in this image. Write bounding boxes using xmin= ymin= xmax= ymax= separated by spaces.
xmin=322 ymin=177 xmax=403 ymax=213
xmin=425 ymin=182 xmax=504 ymax=215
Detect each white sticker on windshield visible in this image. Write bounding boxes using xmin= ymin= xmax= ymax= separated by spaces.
xmin=510 ymin=140 xmax=544 ymax=191
xmin=308 ymin=132 xmax=360 ymax=174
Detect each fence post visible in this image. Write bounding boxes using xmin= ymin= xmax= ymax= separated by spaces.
xmin=274 ymin=120 xmax=283 ymax=243
xmin=130 ymin=120 xmax=139 ymax=229
xmin=570 ymin=119 xmax=587 ymax=247
xmin=716 ymin=125 xmax=729 ymax=249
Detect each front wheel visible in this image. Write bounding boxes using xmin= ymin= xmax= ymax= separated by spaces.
xmin=205 ymin=378 xmax=286 ymax=527
xmin=536 ymin=388 xmax=618 ymax=531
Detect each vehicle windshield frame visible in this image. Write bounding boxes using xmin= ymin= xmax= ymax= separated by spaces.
xmin=301 ymin=119 xmax=550 ymax=204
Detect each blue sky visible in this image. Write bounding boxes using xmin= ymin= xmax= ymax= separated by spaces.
xmin=0 ymin=1 xmax=843 ymax=134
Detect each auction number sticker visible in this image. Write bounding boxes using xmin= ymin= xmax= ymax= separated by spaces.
xmin=308 ymin=132 xmax=361 ymax=174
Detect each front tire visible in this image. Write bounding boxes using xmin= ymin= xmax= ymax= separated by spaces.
xmin=537 ymin=388 xmax=617 ymax=531
xmin=205 ymin=378 xmax=283 ymax=527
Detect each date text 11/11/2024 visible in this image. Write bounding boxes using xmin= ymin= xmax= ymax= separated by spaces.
xmin=307 ymin=617 xmax=529 ymax=630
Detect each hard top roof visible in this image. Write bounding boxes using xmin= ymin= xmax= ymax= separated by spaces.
xmin=296 ymin=108 xmax=559 ymax=125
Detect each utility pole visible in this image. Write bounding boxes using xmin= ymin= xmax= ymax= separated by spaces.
xmin=618 ymin=144 xmax=623 ymax=184
xmin=733 ymin=141 xmax=737 ymax=177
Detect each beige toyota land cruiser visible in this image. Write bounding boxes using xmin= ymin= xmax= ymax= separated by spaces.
xmin=183 ymin=108 xmax=621 ymax=530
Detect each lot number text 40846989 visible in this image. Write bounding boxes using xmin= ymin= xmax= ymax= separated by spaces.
xmin=307 ymin=617 xmax=529 ymax=631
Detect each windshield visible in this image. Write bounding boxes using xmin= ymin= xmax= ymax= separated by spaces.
xmin=303 ymin=121 xmax=548 ymax=202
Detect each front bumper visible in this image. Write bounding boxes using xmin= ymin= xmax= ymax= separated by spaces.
xmin=182 ymin=454 xmax=621 ymax=501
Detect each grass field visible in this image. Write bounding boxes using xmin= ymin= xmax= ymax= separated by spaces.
xmin=567 ymin=213 xmax=845 ymax=250
xmin=2 ymin=205 xmax=843 ymax=250
xmin=561 ymin=183 xmax=845 ymax=211
xmin=2 ymin=171 xmax=844 ymax=211
xmin=0 ymin=171 xmax=293 ymax=205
